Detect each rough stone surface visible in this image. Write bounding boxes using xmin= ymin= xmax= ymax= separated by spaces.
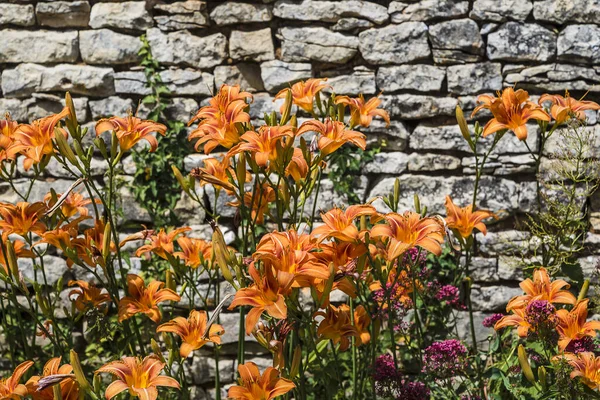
xmin=36 ymin=1 xmax=90 ymax=28
xmin=557 ymin=25 xmax=600 ymax=64
xmin=487 ymin=22 xmax=557 ymax=62
xmin=214 ymin=64 xmax=264 ymax=93
xmin=407 ymin=153 xmax=461 ymax=171
xmin=89 ymin=97 xmax=134 ymax=119
xmin=429 ymin=19 xmax=484 ymax=64
xmin=0 ymin=30 xmax=78 ymax=63
xmin=79 ymin=29 xmax=141 ymax=65
xmin=389 ymin=0 xmax=469 ymax=23
xmin=380 ymin=94 xmax=457 ymax=119
xmin=89 ymin=1 xmax=152 ymax=31
xmin=260 ymin=60 xmax=312 ymax=92
xmin=533 ymin=0 xmax=600 ymax=24
xmin=362 ymin=152 xmax=408 ymax=174
xmin=147 ymin=28 xmax=227 ymax=69
xmin=447 ymin=63 xmax=502 ymax=95
xmin=323 ymin=67 xmax=376 ymax=95
xmin=377 ymin=65 xmax=445 ymax=92
xmin=331 ymin=18 xmax=374 ymax=32
xmin=230 ymin=29 xmax=275 ymax=62
xmin=154 ymin=1 xmax=208 ymax=31
xmin=273 ymin=0 xmax=388 ymax=24
xmin=0 ymin=3 xmax=35 ymax=26
xmin=358 ymin=23 xmax=430 ymax=64
xmin=210 ymin=2 xmax=272 ymax=25
xmin=279 ymin=27 xmax=359 ymax=64
xmin=471 ymin=0 xmax=533 ymax=22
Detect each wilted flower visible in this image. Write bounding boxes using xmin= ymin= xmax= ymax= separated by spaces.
xmin=26 ymin=357 xmax=79 ymax=400
xmin=96 ymin=355 xmax=179 ymax=400
xmin=472 ymin=87 xmax=550 ymax=140
xmin=118 ymin=274 xmax=181 ymax=323
xmin=228 ymin=362 xmax=295 ymax=400
xmin=335 ymin=93 xmax=390 ymax=128
xmin=422 ymin=339 xmax=468 ymax=378
xmin=95 ymin=114 xmax=167 ymax=152
xmin=157 ymin=310 xmax=224 ymax=358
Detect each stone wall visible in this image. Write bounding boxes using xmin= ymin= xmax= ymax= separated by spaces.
xmin=1 ymin=0 xmax=600 ymax=398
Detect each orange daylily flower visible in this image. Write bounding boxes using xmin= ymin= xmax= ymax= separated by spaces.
xmin=506 ymin=267 xmax=576 ymax=311
xmin=286 ymin=147 xmax=309 ymax=182
xmin=494 ymin=308 xmax=531 ymax=337
xmin=0 ymin=240 xmax=34 ymax=275
xmin=472 ymin=87 xmax=550 ymax=140
xmin=297 ymin=119 xmax=366 ymax=156
xmin=188 ymin=85 xmax=253 ymax=154
xmin=13 ymin=107 xmax=70 ymax=170
xmin=370 ymin=211 xmax=445 ymax=260
xmin=229 ymin=125 xmax=295 ymax=168
xmin=311 ymin=204 xmax=379 ymax=243
xmin=539 ymin=91 xmax=600 ymax=125
xmin=96 ymin=355 xmax=179 ymax=400
xmin=229 ymin=264 xmax=288 ymax=334
xmin=190 ymin=155 xmax=246 ymax=194
xmin=335 ymin=93 xmax=390 ymax=128
xmin=444 ymin=196 xmax=495 ymax=238
xmin=275 ymin=78 xmax=330 ymax=114
xmin=44 ymin=191 xmax=100 ymax=219
xmin=315 ymin=304 xmax=360 ymax=351
xmin=0 ymin=360 xmax=33 ymax=400
xmin=157 ymin=310 xmax=224 ymax=358
xmin=556 ymin=300 xmax=600 ymax=351
xmin=135 ymin=227 xmax=191 ymax=260
xmin=68 ymin=280 xmax=111 ymax=313
xmin=118 ymin=274 xmax=181 ymax=323
xmin=353 ymin=305 xmax=372 ymax=345
xmin=173 ymin=236 xmax=212 ymax=269
xmin=0 ymin=202 xmax=47 ymax=237
xmin=227 ymin=183 xmax=275 ymax=225
xmin=26 ymin=357 xmax=80 ymax=400
xmin=228 ymin=362 xmax=295 ymax=400
xmin=558 ymin=352 xmax=600 ymax=390
xmin=95 ymin=115 xmax=167 ymax=152
xmin=0 ymin=114 xmax=26 ymax=163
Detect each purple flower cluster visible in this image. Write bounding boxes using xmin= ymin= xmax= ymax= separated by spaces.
xmin=402 ymin=247 xmax=427 ymax=266
xmin=373 ymin=354 xmax=398 ymax=382
xmin=566 ymin=336 xmax=597 ymax=354
xmin=482 ymin=313 xmax=504 ymax=328
xmin=435 ymin=284 xmax=465 ymax=310
xmin=422 ymin=339 xmax=468 ymax=378
xmin=372 ymin=282 xmax=412 ymax=319
xmin=396 ymin=380 xmax=430 ymax=400
xmin=525 ymin=300 xmax=557 ymax=331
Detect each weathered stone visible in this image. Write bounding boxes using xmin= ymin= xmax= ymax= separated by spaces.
xmin=362 ymin=152 xmax=408 ymax=174
xmin=189 ymin=356 xmax=235 ymax=385
xmin=160 ymin=69 xmax=214 ymax=96
xmin=0 ymin=178 xmax=79 ymax=203
xmin=274 ymin=0 xmax=388 ymax=24
xmin=89 ymin=97 xmax=134 ymax=120
xmin=362 ymin=120 xmax=410 ymax=151
xmin=248 ymin=93 xmax=285 ymax=119
xmin=44 ymin=156 xmax=108 ymax=178
xmin=376 ymin=65 xmax=445 ymax=92
xmin=279 ymin=27 xmax=359 ymax=64
xmin=478 ymin=230 xmax=532 ymax=256
xmin=471 ymin=0 xmax=532 ymax=22
xmin=447 ymin=63 xmax=502 ymax=95
xmin=0 ymin=99 xmax=28 ymax=121
xmin=429 ymin=19 xmax=484 ymax=64
xmin=260 ymin=61 xmax=312 ymax=92
xmin=113 ymin=71 xmax=150 ymax=96
xmin=534 ymin=0 xmax=600 ymax=24
xmin=389 ymin=0 xmax=469 ymax=23
xmin=498 ymin=256 xmax=525 ymax=281
xmin=331 ymin=18 xmax=374 ymax=32
xmin=557 ymin=25 xmax=600 ymax=65
xmin=22 ymin=94 xmax=88 ymax=122
xmin=89 ymin=1 xmax=152 ymax=31
xmin=36 ymin=1 xmax=90 ymax=28
xmin=154 ymin=1 xmax=208 ymax=31
xmin=209 ymin=2 xmax=272 ymax=25
xmin=20 ymin=256 xmax=69 ymax=286
xmin=323 ymin=67 xmax=376 ymax=95
xmin=456 ymin=311 xmax=495 ymax=345
xmin=79 ymin=29 xmax=141 ymax=65
xmin=0 ymin=30 xmax=78 ymax=63
xmin=165 ymin=98 xmax=199 ymax=122
xmin=117 ymin=177 xmax=152 ymax=224
xmin=504 ymin=63 xmax=600 ymax=92
xmin=487 ymin=23 xmax=557 ymax=62
xmin=369 ymin=175 xmax=520 ymax=214
xmin=358 ymin=23 xmax=430 ymax=65
xmin=471 ymin=285 xmax=523 ymax=311
xmin=303 ymin=176 xmax=369 ymax=211
xmin=214 ymin=64 xmax=264 ymax=93
xmin=410 ymin=123 xmax=539 ymax=154
xmin=469 ymin=257 xmax=499 ymax=282
xmin=147 ymin=28 xmax=227 ymax=69
xmin=0 ymin=3 xmax=35 ymax=26
xmin=230 ymin=29 xmax=275 ymax=62
xmin=2 ymin=64 xmax=114 ymax=98
xmin=380 ymin=94 xmax=457 ymax=119
xmin=407 ymin=153 xmax=461 ymax=171
xmin=174 ymin=188 xmax=206 ymax=225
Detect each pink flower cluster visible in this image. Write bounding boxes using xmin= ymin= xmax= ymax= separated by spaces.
xmin=422 ymin=339 xmax=468 ymax=378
